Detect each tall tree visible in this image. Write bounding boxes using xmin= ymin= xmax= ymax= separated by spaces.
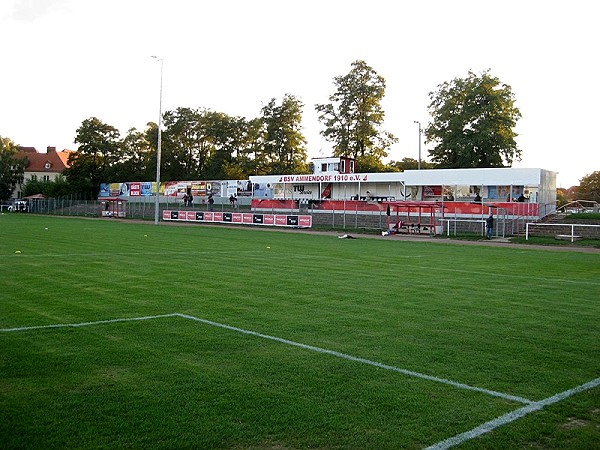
xmin=161 ymin=107 xmax=211 ymax=181
xmin=578 ymin=171 xmax=600 ymax=201
xmin=0 ymin=136 xmax=26 ymax=201
xmin=237 ymin=117 xmax=268 ymax=176
xmin=118 ymin=126 xmax=155 ymax=182
xmin=261 ymin=94 xmax=309 ymax=174
xmin=425 ymin=69 xmax=522 ymax=168
xmin=316 ymin=60 xmax=396 ymax=168
xmin=204 ymin=112 xmax=248 ymax=179
xmin=65 ymin=117 xmax=121 ymax=195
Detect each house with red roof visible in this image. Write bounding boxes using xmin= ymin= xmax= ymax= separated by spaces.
xmin=12 ymin=146 xmax=74 ymax=199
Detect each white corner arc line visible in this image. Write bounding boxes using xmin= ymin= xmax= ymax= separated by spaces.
xmin=0 ymin=313 xmax=179 ymax=332
xmin=425 ymin=377 xmax=600 ymax=450
xmin=174 ymin=313 xmax=533 ymax=405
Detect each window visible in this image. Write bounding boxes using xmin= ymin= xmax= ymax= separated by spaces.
xmin=350 ymin=161 xmax=355 ymax=173
xmin=43 ymin=175 xmax=50 ymax=182
xmin=321 ymin=163 xmax=327 ymax=172
xmin=341 ymin=160 xmax=346 ymax=173
xmin=333 ymin=163 xmax=339 ymax=171
xmin=44 ymin=162 xmax=52 ymax=169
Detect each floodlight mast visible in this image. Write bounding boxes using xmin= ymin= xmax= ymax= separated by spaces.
xmin=151 ymin=56 xmax=163 ymax=225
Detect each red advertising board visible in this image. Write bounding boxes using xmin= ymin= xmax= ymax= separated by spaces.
xmin=298 ymin=216 xmax=312 ymax=227
xmin=129 ymin=182 xmax=141 ymax=196
xmin=161 ymin=210 xmax=313 ymax=228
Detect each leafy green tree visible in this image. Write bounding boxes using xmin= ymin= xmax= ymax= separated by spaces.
xmin=0 ymin=136 xmax=27 ymax=201
xmin=204 ymin=112 xmax=249 ymax=179
xmin=65 ymin=117 xmax=121 ymax=196
xmin=161 ymin=107 xmax=212 ymax=181
xmin=387 ymin=157 xmax=436 ymax=172
xmin=425 ymin=70 xmax=522 ymax=168
xmin=234 ymin=117 xmax=265 ymax=176
xmin=118 ymin=126 xmax=155 ymax=181
xmin=356 ymin=154 xmax=387 ymax=173
xmin=316 ymin=60 xmax=397 ymax=164
xmin=22 ymin=175 xmax=73 ymax=198
xmin=261 ymin=94 xmax=309 ymax=174
xmin=578 ymin=171 xmax=600 ymax=201
xmin=556 ymin=188 xmax=569 ymax=208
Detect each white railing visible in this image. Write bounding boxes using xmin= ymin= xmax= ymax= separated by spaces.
xmin=525 ymin=222 xmax=600 ymax=242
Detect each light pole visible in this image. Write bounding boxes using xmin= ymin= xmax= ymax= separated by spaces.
xmin=151 ymin=56 xmax=163 ymax=225
xmin=413 ymin=120 xmax=421 ymax=170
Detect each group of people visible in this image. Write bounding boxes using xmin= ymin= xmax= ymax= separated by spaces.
xmin=181 ymin=193 xmax=238 ymax=211
xmin=183 ymin=193 xmax=237 ymax=211
xmin=182 ymin=193 xmax=194 ymax=206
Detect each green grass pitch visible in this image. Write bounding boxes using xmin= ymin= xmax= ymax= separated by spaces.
xmin=1 ymin=214 xmax=599 ymax=449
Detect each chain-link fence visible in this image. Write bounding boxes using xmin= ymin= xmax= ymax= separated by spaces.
xmin=18 ymin=195 xmax=549 ymax=237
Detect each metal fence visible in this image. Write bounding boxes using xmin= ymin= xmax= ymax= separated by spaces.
xmin=15 ymin=195 xmax=558 ymax=238
xmin=526 ymin=222 xmax=600 ymax=241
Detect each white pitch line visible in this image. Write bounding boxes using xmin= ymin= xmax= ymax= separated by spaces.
xmin=174 ymin=313 xmax=533 ymax=405
xmin=425 ymin=376 xmax=600 ymax=450
xmin=3 ymin=312 xmax=597 ymax=448
xmin=0 ymin=313 xmax=178 ymax=332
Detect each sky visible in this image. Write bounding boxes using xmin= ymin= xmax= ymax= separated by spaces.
xmin=1 ymin=0 xmax=598 ymax=188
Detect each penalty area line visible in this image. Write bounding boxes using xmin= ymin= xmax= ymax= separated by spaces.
xmin=1 ymin=311 xmax=534 ymax=405
xmin=0 ymin=313 xmax=179 ymax=332
xmin=174 ymin=312 xmax=533 ymax=405
xmin=425 ymin=376 xmax=600 ymax=450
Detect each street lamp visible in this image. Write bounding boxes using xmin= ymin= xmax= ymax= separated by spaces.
xmin=413 ymin=120 xmax=422 ymax=170
xmin=151 ymin=56 xmax=163 ymax=225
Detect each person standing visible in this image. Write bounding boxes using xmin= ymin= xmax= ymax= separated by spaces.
xmin=208 ymin=193 xmax=214 ymax=211
xmin=485 ymin=213 xmax=494 ymax=239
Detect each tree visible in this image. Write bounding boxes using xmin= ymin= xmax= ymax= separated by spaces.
xmin=261 ymin=94 xmax=309 ymax=174
xmin=556 ymin=188 xmax=570 ymax=208
xmin=118 ymin=126 xmax=155 ymax=182
xmin=387 ymin=157 xmax=436 ymax=172
xmin=161 ymin=107 xmax=213 ymax=181
xmin=204 ymin=112 xmax=249 ymax=179
xmin=236 ymin=117 xmax=268 ymax=176
xmin=22 ymin=175 xmax=73 ymax=198
xmin=0 ymin=136 xmax=26 ymax=201
xmin=316 ymin=60 xmax=397 ymax=166
xmin=578 ymin=171 xmax=600 ymax=201
xmin=425 ymin=69 xmax=522 ymax=168
xmin=64 ymin=117 xmax=121 ymax=196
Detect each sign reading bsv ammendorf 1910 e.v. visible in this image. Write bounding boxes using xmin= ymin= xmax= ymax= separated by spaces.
xmin=163 ymin=210 xmax=312 ymax=228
